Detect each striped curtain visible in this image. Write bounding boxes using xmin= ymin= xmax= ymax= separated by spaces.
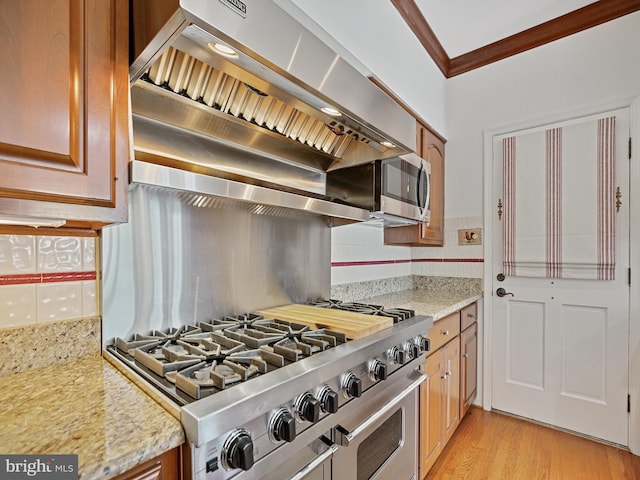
xmin=502 ymin=115 xmax=616 ymax=280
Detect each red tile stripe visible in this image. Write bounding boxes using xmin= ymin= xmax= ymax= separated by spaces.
xmin=331 ymin=258 xmax=483 ymax=267
xmin=331 ymin=259 xmax=411 ymax=267
xmin=0 ymin=271 xmax=96 ymax=286
xmin=412 ymin=258 xmax=484 ymax=263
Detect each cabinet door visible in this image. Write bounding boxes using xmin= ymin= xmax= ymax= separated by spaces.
xmin=0 ymin=0 xmax=128 ymax=224
xmin=460 ymin=323 xmax=478 ymax=418
xmin=111 ymin=447 xmax=181 ymax=480
xmin=420 ymin=350 xmax=444 ymax=477
xmin=418 ymin=124 xmax=445 ymax=246
xmin=461 ymin=302 xmax=478 ymax=331
xmin=442 ymin=336 xmax=460 ymax=446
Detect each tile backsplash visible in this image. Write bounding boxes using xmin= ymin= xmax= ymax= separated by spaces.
xmin=331 ymin=216 xmax=484 ymax=285
xmin=0 ymin=234 xmax=97 ymax=328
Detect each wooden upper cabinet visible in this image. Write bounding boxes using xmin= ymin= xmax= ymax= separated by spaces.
xmin=0 ymin=0 xmax=128 ymax=226
xmin=418 ymin=122 xmax=445 ymax=245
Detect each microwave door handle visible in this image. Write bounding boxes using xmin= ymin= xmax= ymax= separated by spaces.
xmin=416 ymin=164 xmax=423 ymax=215
xmin=424 ymin=169 xmax=430 ymax=212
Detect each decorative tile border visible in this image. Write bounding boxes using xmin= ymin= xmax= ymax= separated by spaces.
xmin=331 ymin=259 xmax=412 ymax=267
xmin=412 ymin=258 xmax=484 ymax=263
xmin=331 ymin=258 xmax=484 ymax=267
xmin=0 ymin=271 xmax=96 ymax=286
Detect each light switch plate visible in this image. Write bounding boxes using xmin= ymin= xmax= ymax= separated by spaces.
xmin=458 ymin=228 xmax=482 ymax=245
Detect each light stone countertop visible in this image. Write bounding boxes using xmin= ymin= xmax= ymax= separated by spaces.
xmin=0 ymin=355 xmax=185 ymax=479
xmin=358 ymin=289 xmax=483 ymax=322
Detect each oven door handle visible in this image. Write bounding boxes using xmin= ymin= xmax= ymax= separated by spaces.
xmin=335 ymin=370 xmax=426 ymax=447
xmin=288 ymin=443 xmax=339 ymax=480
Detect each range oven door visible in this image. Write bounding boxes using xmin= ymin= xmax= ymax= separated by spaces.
xmin=260 ymin=436 xmax=337 ymax=480
xmin=332 ymin=370 xmax=425 ymax=480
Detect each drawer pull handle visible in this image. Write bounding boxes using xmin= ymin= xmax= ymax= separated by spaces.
xmin=441 ymin=330 xmax=450 ymax=336
xmin=466 ymin=313 xmax=475 ymax=318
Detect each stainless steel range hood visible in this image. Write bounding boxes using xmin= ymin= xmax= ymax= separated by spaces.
xmin=129 ymin=0 xmax=416 ymax=221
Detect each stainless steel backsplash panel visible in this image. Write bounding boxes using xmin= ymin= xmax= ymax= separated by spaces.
xmin=102 ymin=184 xmax=330 ymax=344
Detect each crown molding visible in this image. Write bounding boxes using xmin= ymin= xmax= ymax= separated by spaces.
xmin=391 ymin=0 xmax=640 ymax=78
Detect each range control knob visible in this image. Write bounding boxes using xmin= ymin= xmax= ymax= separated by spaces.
xmin=269 ymin=408 xmax=297 ymax=443
xmin=387 ymin=345 xmax=406 ymax=365
xmin=368 ymin=358 xmax=388 ymax=382
xmin=342 ymin=372 xmax=362 ymax=399
xmin=414 ymin=335 xmax=430 ymax=353
xmin=222 ymin=429 xmax=254 ymax=471
xmin=317 ymin=385 xmax=339 ymax=413
xmin=405 ymin=341 xmax=420 ymax=360
xmin=295 ymin=392 xmax=321 ymax=423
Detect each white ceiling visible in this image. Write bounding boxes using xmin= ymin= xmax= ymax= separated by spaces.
xmin=415 ymin=0 xmax=597 ymax=57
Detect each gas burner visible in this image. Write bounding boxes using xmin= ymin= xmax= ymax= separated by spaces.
xmin=198 ymin=318 xmax=240 ymax=332
xmin=301 ymin=329 xmax=348 ymax=347
xmin=254 ymin=318 xmax=311 ymax=336
xmin=223 ymin=313 xmax=263 ymax=328
xmin=308 ymin=299 xmax=344 ymax=309
xmin=269 ymin=337 xmax=315 ymax=361
xmin=181 ymin=331 xmax=246 ymax=356
xmin=134 ymin=341 xmax=203 ymax=377
xmin=227 ymin=348 xmax=286 ymax=370
xmin=173 ymin=347 xmax=288 ymax=399
xmin=115 ymin=334 xmax=164 ymax=354
xmin=224 ymin=325 xmax=285 ymax=348
xmin=310 ymin=300 xmax=415 ymax=324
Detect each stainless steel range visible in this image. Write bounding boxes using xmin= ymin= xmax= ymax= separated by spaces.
xmin=105 ymin=301 xmax=432 ymax=480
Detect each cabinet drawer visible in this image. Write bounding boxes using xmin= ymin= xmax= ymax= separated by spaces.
xmin=461 ymin=303 xmax=478 ymax=331
xmin=426 ymin=312 xmax=460 ymax=354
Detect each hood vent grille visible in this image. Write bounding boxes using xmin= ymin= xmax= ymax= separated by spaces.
xmin=143 ymin=46 xmax=374 ymax=160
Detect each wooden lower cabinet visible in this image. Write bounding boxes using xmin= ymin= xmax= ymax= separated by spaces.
xmin=460 ymin=322 xmax=478 ymax=418
xmin=419 ymin=335 xmax=460 ymax=477
xmin=443 ymin=337 xmax=461 ymax=445
xmin=420 ymin=349 xmax=445 ymax=475
xmin=112 ymin=447 xmax=182 ymax=480
xmin=419 ymin=302 xmax=478 ymax=479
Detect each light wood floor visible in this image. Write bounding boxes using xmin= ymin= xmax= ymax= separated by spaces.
xmin=424 ymin=408 xmax=640 ymax=480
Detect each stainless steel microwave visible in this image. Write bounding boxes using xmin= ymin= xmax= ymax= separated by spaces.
xmin=326 ymin=152 xmax=431 ymax=223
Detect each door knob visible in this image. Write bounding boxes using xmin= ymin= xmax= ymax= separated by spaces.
xmin=496 ymin=288 xmax=514 ymax=297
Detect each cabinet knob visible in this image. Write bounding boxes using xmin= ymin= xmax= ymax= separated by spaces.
xmin=463 ymin=353 xmax=469 ymax=358
xmin=441 ymin=329 xmax=450 ymax=336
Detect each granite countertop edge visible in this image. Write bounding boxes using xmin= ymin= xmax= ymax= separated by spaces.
xmin=356 ymin=289 xmax=483 ymax=322
xmin=0 ymin=355 xmax=185 ymax=480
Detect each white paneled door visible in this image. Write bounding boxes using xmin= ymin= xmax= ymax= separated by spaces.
xmin=491 ymin=108 xmax=630 ymax=446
